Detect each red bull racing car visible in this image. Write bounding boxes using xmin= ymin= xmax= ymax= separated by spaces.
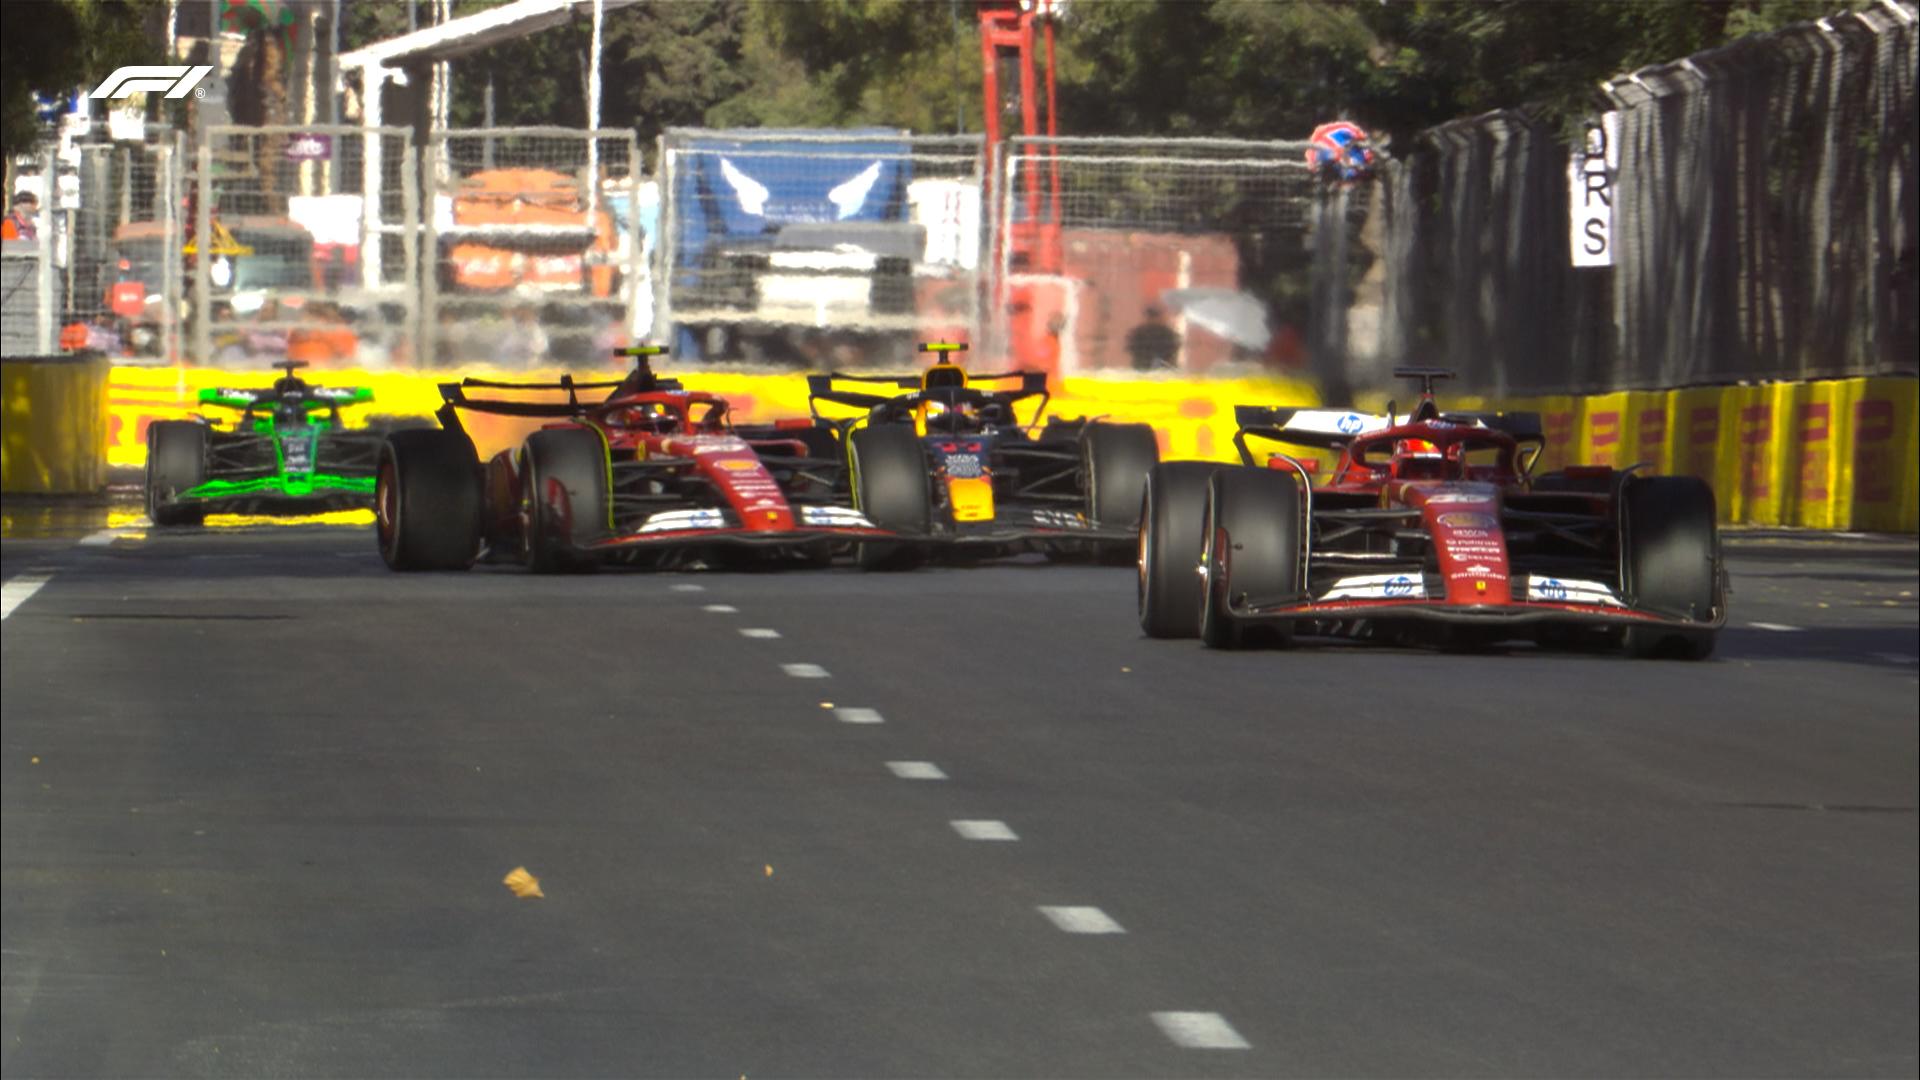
xmin=375 ymin=348 xmax=889 ymax=571
xmin=806 ymin=346 xmax=1160 ymax=568
xmin=1138 ymin=367 xmax=1727 ymax=658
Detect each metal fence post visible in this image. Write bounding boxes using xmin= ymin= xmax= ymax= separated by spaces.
xmin=36 ymin=150 xmax=56 ymax=354
xmin=159 ymin=134 xmax=180 ymax=363
xmin=654 ymin=135 xmax=675 ymax=349
xmin=420 ymin=131 xmax=440 ymax=368
xmin=400 ymin=133 xmax=421 ymax=367
xmin=194 ymin=142 xmax=211 ymax=366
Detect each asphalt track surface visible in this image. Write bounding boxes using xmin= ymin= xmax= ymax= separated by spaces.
xmin=3 ymin=501 xmax=1916 ymax=1078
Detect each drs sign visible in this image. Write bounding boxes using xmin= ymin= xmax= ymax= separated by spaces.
xmin=1568 ymin=112 xmax=1619 ymax=268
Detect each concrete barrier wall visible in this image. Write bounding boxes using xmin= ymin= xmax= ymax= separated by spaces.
xmin=2 ymin=353 xmax=111 ymax=494
xmin=103 ymin=366 xmax=1917 ymax=532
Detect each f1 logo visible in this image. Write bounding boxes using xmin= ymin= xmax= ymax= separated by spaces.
xmin=91 ymin=65 xmax=212 ymax=100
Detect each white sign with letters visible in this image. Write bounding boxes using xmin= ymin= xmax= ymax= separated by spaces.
xmin=1569 ymin=111 xmax=1619 ymax=268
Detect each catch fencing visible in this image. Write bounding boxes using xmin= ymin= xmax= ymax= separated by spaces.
xmin=654 ymin=128 xmax=986 ymax=369
xmin=993 ymin=136 xmax=1328 ymax=379
xmin=2 ymin=133 xmax=185 ymax=360
xmin=1377 ymin=1 xmax=1918 ymax=395
xmin=422 ymin=127 xmax=643 ymax=369
xmin=193 ymin=124 xmax=419 ymax=370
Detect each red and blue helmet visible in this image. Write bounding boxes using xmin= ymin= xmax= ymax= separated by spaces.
xmin=1307 ymin=121 xmax=1377 ymax=183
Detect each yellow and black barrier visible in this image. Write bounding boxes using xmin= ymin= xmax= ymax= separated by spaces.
xmin=2 ymin=352 xmax=112 ymax=494
xmin=1465 ymin=378 xmax=1919 ymax=533
xmin=103 ymin=366 xmax=1917 ymax=532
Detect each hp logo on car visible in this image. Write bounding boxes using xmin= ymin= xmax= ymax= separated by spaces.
xmin=1337 ymin=413 xmax=1365 ymax=435
xmin=1385 ymin=575 xmax=1414 ymax=597
xmin=1540 ymin=578 xmax=1568 ymax=601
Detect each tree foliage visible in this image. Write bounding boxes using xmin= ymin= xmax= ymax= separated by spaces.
xmin=2 ymin=0 xmax=162 ymax=163
xmin=4 ymin=0 xmax=1881 ymax=171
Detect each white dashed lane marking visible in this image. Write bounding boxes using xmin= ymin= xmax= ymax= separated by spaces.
xmin=835 ymin=707 xmax=884 ymax=725
xmin=781 ymin=663 xmax=830 ymax=678
xmin=1872 ymin=652 xmax=1917 ymax=665
xmin=1037 ymin=906 xmax=1125 ymax=934
xmin=886 ymin=761 xmax=946 ymax=780
xmin=950 ymin=820 xmax=1018 ymax=841
xmin=702 ymin=604 xmax=738 ymax=613
xmin=79 ymin=527 xmax=137 ymax=547
xmin=1748 ymin=622 xmax=1804 ymax=632
xmin=669 ymin=583 xmax=705 ymax=592
xmin=739 ymin=628 xmax=781 ymax=639
xmin=1 ymin=573 xmax=55 ymax=621
xmin=1151 ymin=1011 xmax=1251 ymax=1050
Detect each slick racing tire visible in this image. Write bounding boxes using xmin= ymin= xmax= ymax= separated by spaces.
xmin=1200 ymin=467 xmax=1303 ymax=650
xmin=1621 ymin=475 xmax=1720 ymax=660
xmin=1137 ymin=462 xmax=1218 ymax=638
xmin=523 ymin=427 xmax=610 ymax=574
xmin=146 ymin=420 xmax=208 ymax=527
xmin=1082 ymin=422 xmax=1160 ymax=530
xmin=849 ymin=425 xmax=930 ymax=571
xmin=377 ymin=429 xmax=481 ymax=571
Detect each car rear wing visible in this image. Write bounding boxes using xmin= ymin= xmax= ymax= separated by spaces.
xmin=1233 ymin=405 xmax=1396 ymax=459
xmin=436 ymin=374 xmax=633 ymax=423
xmin=806 ymin=371 xmax=921 ymax=414
xmin=807 ymin=369 xmax=1049 ymax=422
xmin=200 ymin=385 xmax=372 ymax=409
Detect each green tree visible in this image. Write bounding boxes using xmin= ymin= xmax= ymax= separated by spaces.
xmin=711 ymin=0 xmax=979 ymax=134
xmin=2 ymin=0 xmax=162 ymax=165
xmin=1350 ymin=0 xmax=1882 ymax=143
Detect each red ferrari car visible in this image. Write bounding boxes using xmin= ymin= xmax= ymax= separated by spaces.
xmin=375 ymin=349 xmax=888 ymax=571
xmin=1139 ymin=367 xmax=1726 ymax=658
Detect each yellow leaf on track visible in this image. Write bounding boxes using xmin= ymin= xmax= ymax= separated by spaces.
xmin=502 ymin=866 xmax=545 ymax=898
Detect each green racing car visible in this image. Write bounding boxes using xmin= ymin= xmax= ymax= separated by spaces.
xmin=145 ymin=360 xmax=401 ymax=525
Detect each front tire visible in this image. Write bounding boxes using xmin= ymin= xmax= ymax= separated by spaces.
xmin=1621 ymin=475 xmax=1720 ymax=660
xmin=146 ymin=421 xmax=208 ymax=527
xmin=522 ymin=427 xmax=610 ymax=574
xmin=1200 ymin=468 xmax=1303 ymax=650
xmin=849 ymin=425 xmax=931 ymax=571
xmin=376 ymin=429 xmax=481 ymax=570
xmin=1137 ymin=462 xmax=1218 ymax=638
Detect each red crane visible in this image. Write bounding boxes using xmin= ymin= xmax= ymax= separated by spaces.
xmin=978 ymin=0 xmax=1064 ymax=369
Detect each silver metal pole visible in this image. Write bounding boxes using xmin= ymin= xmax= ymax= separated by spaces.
xmin=401 ymin=134 xmax=420 ymax=369
xmin=194 ymin=142 xmax=211 ymax=364
xmin=36 ymin=151 xmax=55 ymax=353
xmin=160 ymin=134 xmax=180 ymax=362
xmin=587 ymin=0 xmax=604 ymax=217
xmin=361 ymin=65 xmax=383 ymax=291
xmin=625 ymin=139 xmax=642 ymax=341
xmin=655 ymin=135 xmax=674 ymax=349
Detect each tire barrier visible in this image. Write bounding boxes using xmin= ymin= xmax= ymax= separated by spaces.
xmin=104 ymin=367 xmax=1916 ymax=531
xmin=2 ymin=352 xmax=112 ymax=494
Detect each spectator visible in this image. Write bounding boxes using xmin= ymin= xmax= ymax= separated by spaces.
xmin=1034 ymin=313 xmax=1065 ymax=374
xmin=1 ymin=191 xmax=38 ymax=241
xmin=1124 ymin=305 xmax=1182 ymax=371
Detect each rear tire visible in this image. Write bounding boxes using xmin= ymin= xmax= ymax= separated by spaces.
xmin=1082 ymin=422 xmax=1159 ymax=529
xmin=1137 ymin=462 xmax=1218 ymax=638
xmin=376 ymin=429 xmax=481 ymax=570
xmin=146 ymin=421 xmax=208 ymax=527
xmin=1622 ymin=475 xmax=1720 ymax=660
xmin=1083 ymin=422 xmax=1159 ymax=565
xmin=1200 ymin=468 xmax=1303 ymax=650
xmin=850 ymin=425 xmax=930 ymax=571
xmin=523 ymin=427 xmax=610 ymax=574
